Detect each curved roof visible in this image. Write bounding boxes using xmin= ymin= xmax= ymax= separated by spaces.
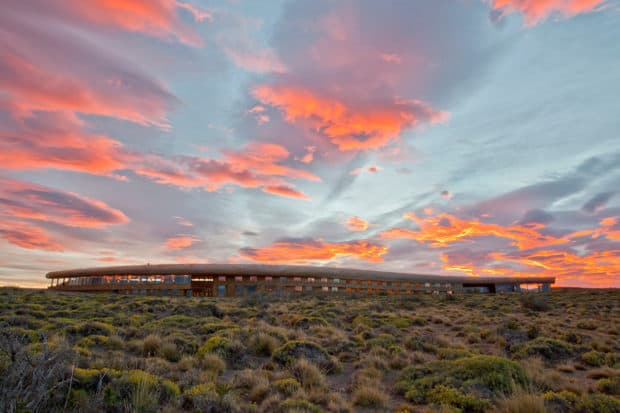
xmin=46 ymin=263 xmax=555 ymax=285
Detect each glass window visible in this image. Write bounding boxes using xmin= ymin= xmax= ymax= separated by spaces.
xmin=249 ymin=276 xmax=257 ymax=281
xmin=265 ymin=276 xmax=273 ymax=282
xmin=218 ymin=276 xmax=226 ymax=282
xmin=218 ymin=285 xmax=226 ymax=297
xmin=235 ymin=276 xmax=243 ymax=282
xmin=307 ymin=277 xmax=315 ymax=282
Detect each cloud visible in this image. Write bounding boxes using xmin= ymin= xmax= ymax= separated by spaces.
xmin=0 ymin=221 xmax=64 ymax=251
xmin=262 ymin=185 xmax=309 ymax=200
xmin=582 ymin=191 xmax=615 ymax=213
xmin=253 ymin=84 xmax=447 ymax=151
xmin=440 ymin=190 xmax=452 ymax=199
xmin=345 ymin=216 xmax=369 ymax=232
xmin=380 ymin=211 xmax=568 ymax=250
xmin=518 ymin=209 xmax=555 ymax=225
xmin=487 ymin=0 xmax=608 ymax=26
xmin=165 ymin=235 xmax=200 ymax=250
xmin=136 ymin=142 xmax=319 ymax=199
xmin=0 ymin=177 xmax=129 ymax=228
xmin=5 ymin=0 xmax=211 ymax=46
xmin=350 ymin=165 xmax=381 ymax=175
xmin=0 ymin=111 xmax=131 ymax=175
xmin=240 ymin=238 xmax=388 ymax=263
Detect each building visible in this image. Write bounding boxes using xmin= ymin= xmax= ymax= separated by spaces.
xmin=45 ymin=264 xmax=554 ymax=297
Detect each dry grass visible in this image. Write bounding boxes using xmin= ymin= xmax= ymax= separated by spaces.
xmin=0 ymin=287 xmax=618 ymax=412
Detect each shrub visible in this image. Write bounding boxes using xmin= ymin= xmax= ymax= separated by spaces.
xmin=160 ymin=340 xmax=179 ymax=362
xmin=352 ymin=383 xmax=389 ymax=408
xmin=271 ymin=378 xmax=301 ymax=396
xmin=142 ymin=334 xmax=162 ymax=357
xmin=196 ymin=335 xmax=245 ymax=366
xmin=543 ymin=390 xmax=579 ymax=412
xmin=515 ymin=337 xmax=574 ymax=363
xmin=290 ymin=358 xmax=326 ymax=390
xmin=396 ymin=355 xmax=530 ymax=404
xmin=279 ymin=398 xmax=323 ymax=413
xmin=200 ymin=353 xmax=226 ymax=376
xmin=497 ymin=392 xmax=546 ymax=413
xmin=520 ymin=295 xmax=550 ymax=312
xmin=272 ymin=341 xmax=338 ymax=373
xmin=582 ymin=350 xmax=606 ymax=367
xmin=248 ymin=332 xmax=279 ymax=357
xmin=597 ymin=377 xmax=620 ymax=396
xmin=292 ymin=316 xmax=329 ymax=329
xmin=427 ymin=385 xmax=490 ymax=413
xmin=66 ymin=321 xmax=114 ymax=338
xmin=576 ymin=394 xmax=620 ymax=413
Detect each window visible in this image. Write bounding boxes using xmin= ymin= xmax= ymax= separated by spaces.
xmin=293 ymin=277 xmax=301 ymax=282
xmin=424 ymin=282 xmax=431 ymax=288
xmin=322 ymin=286 xmax=329 ymax=292
xmin=331 ymin=286 xmax=338 ymax=292
xmin=218 ymin=276 xmax=226 ymax=282
xmin=217 ymin=285 xmax=226 ymax=297
xmin=235 ymin=276 xmax=243 ymax=282
xmin=307 ymin=277 xmax=315 ymax=282
xmin=266 ymin=276 xmax=273 ymax=282
xmin=249 ymin=276 xmax=257 ymax=281
xmin=333 ymin=278 xmax=340 ymax=284
xmin=320 ymin=278 xmax=328 ymax=283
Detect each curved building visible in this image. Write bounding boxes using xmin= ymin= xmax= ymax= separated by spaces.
xmin=45 ymin=264 xmax=554 ymax=296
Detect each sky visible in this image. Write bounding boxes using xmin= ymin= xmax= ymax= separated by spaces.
xmin=1 ymin=0 xmax=619 ymax=288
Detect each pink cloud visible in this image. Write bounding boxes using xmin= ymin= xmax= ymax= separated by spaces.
xmin=488 ymin=0 xmax=608 ymax=25
xmin=0 ymin=177 xmax=129 ymax=228
xmin=345 ymin=216 xmax=369 ymax=232
xmin=252 ymin=84 xmax=448 ymax=151
xmin=136 ymin=142 xmax=319 ymax=199
xmin=165 ymin=235 xmax=200 ymax=250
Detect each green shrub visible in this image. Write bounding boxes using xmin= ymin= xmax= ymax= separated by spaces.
xmin=515 ymin=337 xmax=574 ymax=363
xmin=142 ymin=334 xmax=162 ymax=357
xmin=427 ymin=385 xmax=490 ymax=412
xmin=196 ymin=335 xmax=244 ymax=366
xmin=597 ymin=377 xmax=620 ymax=396
xmin=582 ymin=350 xmax=606 ymax=367
xmin=396 ymin=355 xmax=530 ymax=404
xmin=543 ymin=390 xmax=579 ymax=412
xmin=272 ymin=378 xmax=301 ymax=396
xmin=66 ymin=321 xmax=114 ymax=338
xmin=576 ymin=394 xmax=620 ymax=413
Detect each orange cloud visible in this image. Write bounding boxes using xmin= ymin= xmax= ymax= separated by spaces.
xmin=0 ymin=178 xmax=129 ymax=228
xmin=165 ymin=235 xmax=200 ymax=250
xmin=262 ymin=185 xmax=309 ymax=200
xmin=252 ymin=85 xmax=447 ymax=151
xmin=443 ymin=248 xmax=620 ymax=288
xmin=61 ymin=0 xmax=210 ymax=46
xmin=0 ymin=111 xmax=131 ymax=175
xmin=489 ymin=0 xmax=607 ymax=25
xmin=240 ymin=239 xmax=388 ymax=263
xmin=0 ymin=49 xmax=173 ymax=128
xmin=380 ymin=212 xmax=567 ymax=250
xmin=345 ymin=216 xmax=369 ymax=232
xmin=137 ymin=142 xmax=319 ymax=200
xmin=0 ymin=221 xmax=63 ymax=251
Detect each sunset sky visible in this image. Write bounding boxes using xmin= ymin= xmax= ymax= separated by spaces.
xmin=1 ymin=0 xmax=619 ymax=288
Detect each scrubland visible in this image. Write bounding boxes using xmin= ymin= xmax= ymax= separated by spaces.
xmin=0 ymin=287 xmax=619 ymax=412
